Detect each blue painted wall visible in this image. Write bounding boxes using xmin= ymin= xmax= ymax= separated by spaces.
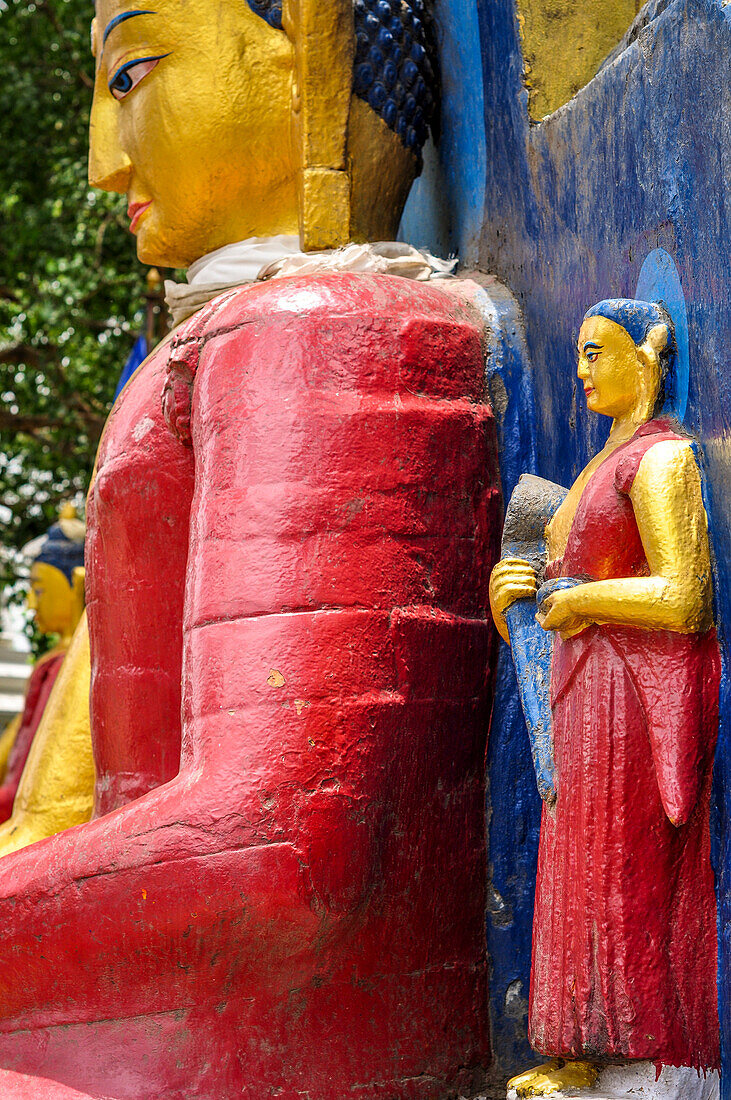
xmin=403 ymin=0 xmax=731 ymax=1089
xmin=398 ymin=0 xmax=486 ymax=264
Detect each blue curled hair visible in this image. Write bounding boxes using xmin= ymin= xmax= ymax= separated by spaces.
xmin=33 ymin=523 xmax=85 ymax=586
xmin=246 ymin=0 xmax=438 ymax=164
xmin=583 ymin=297 xmax=677 ymax=416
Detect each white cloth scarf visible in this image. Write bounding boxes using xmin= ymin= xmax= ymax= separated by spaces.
xmin=164 ymin=235 xmax=457 ymax=325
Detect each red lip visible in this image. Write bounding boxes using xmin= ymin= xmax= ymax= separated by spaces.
xmin=127 ymin=200 xmax=151 ymax=232
xmin=584 ymin=386 xmax=594 ymax=396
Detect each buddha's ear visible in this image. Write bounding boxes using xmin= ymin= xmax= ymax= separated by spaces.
xmin=636 ymin=323 xmax=669 ymax=370
xmin=282 ymin=0 xmax=353 ymax=250
xmin=644 ymin=323 xmax=670 ymax=356
xmin=634 ymin=324 xmax=667 ymax=421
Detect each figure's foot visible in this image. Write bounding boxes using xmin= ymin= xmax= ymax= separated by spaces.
xmin=508 ymin=1061 xmax=560 ymax=1094
xmin=508 ymin=1059 xmax=599 ymax=1096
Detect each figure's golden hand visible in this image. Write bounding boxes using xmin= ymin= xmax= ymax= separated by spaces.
xmin=536 ymin=589 xmax=589 ymax=638
xmin=489 ymin=557 xmax=539 ymax=644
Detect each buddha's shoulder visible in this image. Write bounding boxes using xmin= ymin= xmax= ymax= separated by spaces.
xmin=162 ymin=274 xmax=487 ymax=445
xmin=181 ymin=273 xmax=483 ymax=338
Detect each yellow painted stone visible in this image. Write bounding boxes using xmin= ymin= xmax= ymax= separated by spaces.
xmin=90 ymin=0 xmax=417 ymax=258
xmin=517 ymin=0 xmax=640 ymax=120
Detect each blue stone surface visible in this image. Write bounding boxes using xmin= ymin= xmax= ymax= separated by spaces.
xmin=398 ymin=0 xmax=487 ymax=263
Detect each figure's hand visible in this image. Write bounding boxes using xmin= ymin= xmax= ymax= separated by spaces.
xmin=489 ymin=557 xmax=539 ymax=644
xmin=536 ymin=589 xmax=590 ymax=638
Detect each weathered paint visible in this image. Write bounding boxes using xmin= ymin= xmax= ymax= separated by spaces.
xmin=0 ymin=274 xmax=500 ymax=1099
xmin=465 ymin=275 xmax=543 ymax=1086
xmin=475 ymin=0 xmax=731 ymax=1086
xmin=516 ymin=0 xmax=641 ymax=121
xmin=635 ymin=249 xmax=690 ymax=421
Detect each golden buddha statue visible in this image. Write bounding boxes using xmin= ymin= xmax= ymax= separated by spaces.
xmin=2 ymin=0 xmax=441 ymax=857
xmin=88 ymin=0 xmax=420 ymax=262
xmin=0 ymin=505 xmax=92 ymax=838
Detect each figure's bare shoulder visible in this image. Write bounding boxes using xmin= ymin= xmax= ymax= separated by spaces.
xmin=633 ymin=437 xmax=700 ymax=496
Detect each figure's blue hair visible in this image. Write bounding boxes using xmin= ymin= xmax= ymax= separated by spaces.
xmin=583 ymin=297 xmax=677 ymax=415
xmin=33 ymin=523 xmax=84 ymax=585
xmin=245 ymin=0 xmax=437 ymax=162
xmin=584 ymin=298 xmax=673 ymax=349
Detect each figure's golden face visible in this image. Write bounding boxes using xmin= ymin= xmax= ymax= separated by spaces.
xmin=90 ymin=0 xmax=299 ymax=267
xmin=576 ymin=316 xmax=648 ymax=420
xmin=27 ymin=563 xmax=73 ymax=637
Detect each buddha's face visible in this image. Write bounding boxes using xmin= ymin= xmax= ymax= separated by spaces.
xmin=89 ymin=0 xmax=298 ymax=267
xmin=577 ymin=316 xmax=649 ymax=420
xmin=27 ymin=563 xmax=73 ymax=637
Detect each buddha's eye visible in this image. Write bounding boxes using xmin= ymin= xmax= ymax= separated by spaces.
xmin=108 ymin=54 xmax=169 ymax=101
xmin=585 ymin=351 xmax=600 ymax=363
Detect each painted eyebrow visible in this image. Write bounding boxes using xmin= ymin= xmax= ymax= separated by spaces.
xmin=582 ymin=341 xmax=604 ymax=351
xmin=103 ymin=10 xmax=156 ymax=48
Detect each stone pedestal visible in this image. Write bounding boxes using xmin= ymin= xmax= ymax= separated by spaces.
xmin=506 ymin=1062 xmax=720 ymax=1100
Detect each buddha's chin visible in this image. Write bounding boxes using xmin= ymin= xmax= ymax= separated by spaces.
xmin=135 ymin=225 xmax=191 ymax=271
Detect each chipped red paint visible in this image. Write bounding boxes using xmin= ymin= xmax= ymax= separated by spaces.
xmin=0 ymin=274 xmax=499 ymax=1100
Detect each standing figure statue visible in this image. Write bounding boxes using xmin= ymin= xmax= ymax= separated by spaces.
xmin=0 ymin=505 xmax=86 ymax=824
xmin=490 ymin=299 xmax=720 ymax=1098
xmin=0 ymin=1 xmax=501 ymax=1097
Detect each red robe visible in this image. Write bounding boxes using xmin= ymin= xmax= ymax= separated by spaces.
xmin=530 ymin=419 xmax=720 ymax=1070
xmin=0 ymin=274 xmax=499 ymax=1100
xmin=0 ymin=648 xmax=65 ymax=822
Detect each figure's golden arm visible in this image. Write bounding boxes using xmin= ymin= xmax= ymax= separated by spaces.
xmin=554 ymin=440 xmax=714 ymax=635
xmin=0 ymin=613 xmax=94 ymax=857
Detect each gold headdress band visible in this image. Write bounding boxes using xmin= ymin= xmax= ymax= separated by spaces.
xmin=283 ymin=0 xmax=354 ymax=250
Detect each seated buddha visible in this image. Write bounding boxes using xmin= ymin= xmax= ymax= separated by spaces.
xmin=0 ymin=506 xmax=87 ymax=825
xmin=0 ymin=2 xmax=502 ymax=1096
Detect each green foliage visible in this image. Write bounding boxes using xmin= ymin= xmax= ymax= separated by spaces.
xmin=0 ymin=0 xmax=151 ymax=601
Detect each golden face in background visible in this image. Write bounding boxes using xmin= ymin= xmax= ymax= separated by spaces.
xmin=27 ymin=563 xmax=74 ymax=637
xmin=90 ymin=0 xmax=299 ymax=267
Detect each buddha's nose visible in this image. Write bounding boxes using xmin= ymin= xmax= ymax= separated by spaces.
xmin=26 ymin=589 xmax=37 ymax=612
xmin=89 ymin=91 xmax=133 ymax=193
